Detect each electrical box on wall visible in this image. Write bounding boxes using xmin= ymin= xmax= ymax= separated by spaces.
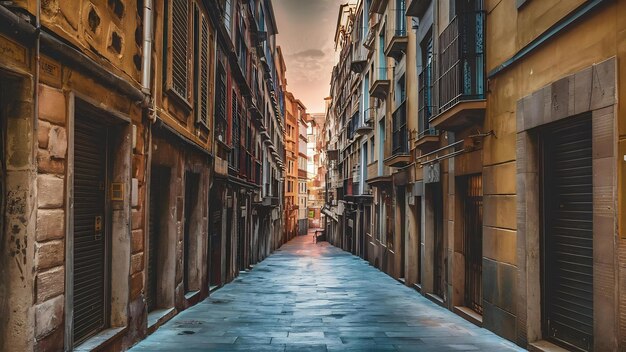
xmin=111 ymin=183 xmax=124 ymax=201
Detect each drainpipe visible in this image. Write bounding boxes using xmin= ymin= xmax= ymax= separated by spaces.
xmin=141 ymin=0 xmax=153 ymax=95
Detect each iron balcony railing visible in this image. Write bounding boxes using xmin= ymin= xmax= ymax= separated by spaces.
xmin=436 ymin=10 xmax=485 ymax=116
xmin=394 ymin=7 xmax=407 ymax=37
xmin=392 ymin=101 xmax=409 ymax=155
xmin=418 ymin=62 xmax=437 ymax=136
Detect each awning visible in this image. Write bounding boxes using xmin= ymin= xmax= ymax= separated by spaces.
xmin=321 ymin=206 xmax=338 ymax=222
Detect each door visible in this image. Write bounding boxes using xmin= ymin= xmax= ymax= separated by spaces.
xmin=237 ymin=213 xmax=246 ymax=271
xmin=542 ymin=116 xmax=593 ymax=351
xmin=147 ymin=167 xmax=169 ymax=311
xmin=397 ymin=187 xmax=406 ymax=279
xmin=463 ymin=174 xmax=483 ymax=314
xmin=208 ymin=187 xmax=222 ymax=287
xmin=73 ymin=115 xmax=109 ymax=343
xmin=431 ymin=183 xmax=445 ymax=299
xmin=183 ymin=172 xmax=199 ymax=292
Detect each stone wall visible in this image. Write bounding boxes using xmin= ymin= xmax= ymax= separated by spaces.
xmin=34 ymin=84 xmax=68 ymax=351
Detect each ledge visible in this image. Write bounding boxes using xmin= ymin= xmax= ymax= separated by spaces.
xmin=147 ymin=307 xmax=176 ymax=333
xmin=529 ymin=340 xmax=572 ymax=352
xmin=75 ymin=326 xmax=127 ymax=352
xmin=429 ymin=100 xmax=486 ymax=131
xmin=453 ymin=306 xmax=483 ymax=327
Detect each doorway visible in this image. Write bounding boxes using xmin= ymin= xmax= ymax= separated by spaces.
xmin=462 ymin=174 xmax=483 ymax=314
xmin=541 ymin=115 xmax=593 ymax=351
xmin=72 ymin=114 xmax=110 ymax=343
xmin=183 ymin=172 xmax=200 ymax=293
xmin=147 ymin=166 xmax=170 ymax=312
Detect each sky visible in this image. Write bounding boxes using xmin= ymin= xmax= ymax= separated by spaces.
xmin=273 ymin=0 xmax=347 ymax=113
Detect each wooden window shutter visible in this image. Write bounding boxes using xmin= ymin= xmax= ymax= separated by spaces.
xmin=167 ymin=0 xmax=190 ymax=101
xmin=196 ymin=9 xmax=210 ymax=128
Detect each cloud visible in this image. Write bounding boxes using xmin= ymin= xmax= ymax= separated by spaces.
xmin=290 ymin=49 xmax=326 ymax=59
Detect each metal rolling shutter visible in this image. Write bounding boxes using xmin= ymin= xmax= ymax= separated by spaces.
xmin=73 ymin=116 xmax=108 ymax=343
xmin=544 ymin=116 xmax=593 ymax=351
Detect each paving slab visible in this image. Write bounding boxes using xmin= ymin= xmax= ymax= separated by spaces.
xmin=130 ymin=233 xmax=525 ymax=351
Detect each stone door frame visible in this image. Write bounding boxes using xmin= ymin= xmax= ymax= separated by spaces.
xmin=516 ymin=57 xmax=618 ymax=350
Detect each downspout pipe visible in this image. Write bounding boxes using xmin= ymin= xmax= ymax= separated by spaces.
xmin=141 ymin=0 xmax=153 ymax=94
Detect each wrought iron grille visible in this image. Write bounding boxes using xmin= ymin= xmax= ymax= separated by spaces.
xmin=436 ymin=8 xmax=485 ymax=115
xmin=392 ymin=101 xmax=408 ymax=155
xmin=463 ymin=174 xmax=483 ymax=314
xmin=418 ymin=61 xmax=435 ymax=136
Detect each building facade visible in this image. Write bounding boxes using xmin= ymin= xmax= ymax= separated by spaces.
xmin=307 ymin=113 xmax=326 ymax=229
xmin=0 ymin=0 xmax=287 ymax=350
xmin=324 ymin=0 xmax=626 ymax=350
xmin=284 ymin=91 xmax=303 ymax=240
xmin=297 ymin=107 xmax=309 ymax=235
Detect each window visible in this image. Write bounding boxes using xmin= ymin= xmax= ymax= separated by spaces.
xmin=224 ymin=0 xmax=232 ymax=33
xmin=193 ymin=5 xmax=211 ymax=128
xmin=165 ymin=0 xmax=191 ymax=102
xmin=215 ymin=63 xmax=227 ymax=142
xmin=231 ymin=90 xmax=240 ymax=169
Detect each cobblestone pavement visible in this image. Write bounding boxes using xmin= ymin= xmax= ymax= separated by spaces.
xmin=130 ymin=232 xmax=525 ymax=352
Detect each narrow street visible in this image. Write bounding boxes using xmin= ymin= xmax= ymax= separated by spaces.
xmin=131 ymin=232 xmax=523 ymax=352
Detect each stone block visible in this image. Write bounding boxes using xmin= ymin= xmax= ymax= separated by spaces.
xmin=133 ymin=154 xmax=145 ymax=180
xmin=483 ymin=161 xmax=516 ymax=196
xmin=38 ymin=120 xmax=51 ymax=149
xmin=498 ymin=262 xmax=517 ymax=315
xmin=593 ymin=157 xmax=615 ymax=189
xmin=483 ymin=227 xmax=517 ymax=266
xmin=572 ymin=66 xmax=592 ymax=115
xmin=131 ymin=252 xmax=144 ymax=275
xmin=131 ymin=208 xmax=143 ymax=230
xmin=130 ymin=271 xmax=144 ymax=301
xmin=483 ymin=195 xmax=517 ymax=230
xmin=38 ymin=85 xmax=66 ymax=126
xmin=483 ymin=300 xmax=517 ymax=342
xmin=36 ymin=266 xmax=64 ymax=303
xmin=590 ymin=58 xmax=616 ymax=111
xmin=131 ymin=229 xmax=144 ymax=254
xmin=34 ymin=323 xmax=64 ymax=352
xmin=483 ymin=258 xmax=497 ymax=304
xmin=37 ymin=175 xmax=64 ymax=209
xmin=35 ymin=294 xmax=64 ymax=339
xmin=37 ymin=149 xmax=65 ymax=175
xmin=592 ymin=106 xmax=615 ymax=159
xmin=550 ymin=77 xmax=569 ymax=122
xmin=36 ymin=209 xmax=65 ymax=241
xmin=35 ymin=240 xmax=64 ymax=270
xmin=48 ymin=126 xmax=67 ymax=159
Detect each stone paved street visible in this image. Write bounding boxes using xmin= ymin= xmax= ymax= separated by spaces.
xmin=130 ymin=233 xmax=525 ymax=352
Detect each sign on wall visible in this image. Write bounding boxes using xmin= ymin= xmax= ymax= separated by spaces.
xmin=424 ymin=163 xmax=440 ymax=184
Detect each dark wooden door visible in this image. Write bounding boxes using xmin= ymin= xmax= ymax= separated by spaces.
xmin=73 ymin=115 xmax=108 ymax=343
xmin=542 ymin=116 xmax=593 ymax=351
xmin=463 ymin=174 xmax=483 ymax=314
xmin=147 ymin=166 xmax=169 ymax=311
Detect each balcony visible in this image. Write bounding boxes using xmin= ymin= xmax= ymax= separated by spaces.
xmin=369 ymin=0 xmax=387 ymax=14
xmin=369 ymin=68 xmax=391 ymax=99
xmin=406 ymin=0 xmax=429 ymax=18
xmin=416 ymin=64 xmax=440 ymax=151
xmin=385 ymin=10 xmax=408 ymax=60
xmin=366 ymin=161 xmax=392 ymax=185
xmin=356 ymin=120 xmax=374 ymax=135
xmin=431 ymin=10 xmax=486 ymax=131
xmin=385 ymin=101 xmax=411 ymax=167
xmin=350 ymin=46 xmax=368 ymax=74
